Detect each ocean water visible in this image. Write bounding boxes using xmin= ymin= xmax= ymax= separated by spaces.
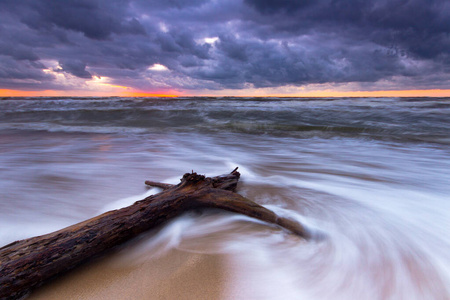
xmin=0 ymin=97 xmax=449 ymax=299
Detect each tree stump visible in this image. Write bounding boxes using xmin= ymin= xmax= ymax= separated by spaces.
xmin=0 ymin=168 xmax=308 ymax=299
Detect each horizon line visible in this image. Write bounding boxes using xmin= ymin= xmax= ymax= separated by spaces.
xmin=1 ymin=88 xmax=450 ymax=98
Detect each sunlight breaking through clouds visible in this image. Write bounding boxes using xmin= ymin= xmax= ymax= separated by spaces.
xmin=148 ymin=64 xmax=169 ymax=71
xmin=204 ymin=37 xmax=219 ymax=44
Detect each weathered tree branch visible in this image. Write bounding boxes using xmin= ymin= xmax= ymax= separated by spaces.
xmin=0 ymin=168 xmax=308 ymax=299
xmin=144 ymin=180 xmax=174 ymax=190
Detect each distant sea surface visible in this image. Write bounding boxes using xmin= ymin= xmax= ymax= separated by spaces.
xmin=1 ymin=97 xmax=449 ymax=299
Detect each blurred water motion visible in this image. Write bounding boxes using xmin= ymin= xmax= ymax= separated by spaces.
xmin=0 ymin=97 xmax=449 ymax=299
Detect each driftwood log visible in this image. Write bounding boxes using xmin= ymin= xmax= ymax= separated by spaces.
xmin=0 ymin=168 xmax=308 ymax=299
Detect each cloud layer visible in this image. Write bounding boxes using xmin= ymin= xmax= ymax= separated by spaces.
xmin=0 ymin=0 xmax=449 ymax=93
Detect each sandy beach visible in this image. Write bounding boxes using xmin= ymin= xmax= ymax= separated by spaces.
xmin=29 ymin=248 xmax=229 ymax=300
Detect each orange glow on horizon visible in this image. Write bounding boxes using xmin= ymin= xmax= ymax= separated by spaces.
xmin=0 ymin=89 xmax=179 ymax=98
xmin=0 ymin=89 xmax=63 ymax=97
xmin=1 ymin=88 xmax=450 ymax=98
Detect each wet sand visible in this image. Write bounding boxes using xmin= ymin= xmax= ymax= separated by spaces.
xmin=29 ymin=248 xmax=229 ymax=300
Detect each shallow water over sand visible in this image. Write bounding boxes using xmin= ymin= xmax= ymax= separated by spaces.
xmin=1 ymin=97 xmax=449 ymax=299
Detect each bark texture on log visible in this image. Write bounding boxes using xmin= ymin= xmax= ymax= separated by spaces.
xmin=0 ymin=169 xmax=307 ymax=299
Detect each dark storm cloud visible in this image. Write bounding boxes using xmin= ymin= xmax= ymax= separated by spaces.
xmin=5 ymin=0 xmax=146 ymax=40
xmin=58 ymin=60 xmax=92 ymax=79
xmin=0 ymin=0 xmax=448 ymax=92
xmin=0 ymin=56 xmax=55 ymax=90
xmin=156 ymin=30 xmax=211 ymax=59
xmin=242 ymin=0 xmax=450 ymax=62
xmin=244 ymin=0 xmax=314 ymax=14
xmin=0 ymin=43 xmax=40 ymax=61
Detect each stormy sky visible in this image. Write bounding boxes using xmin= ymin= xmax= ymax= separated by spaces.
xmin=0 ymin=0 xmax=449 ymax=95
